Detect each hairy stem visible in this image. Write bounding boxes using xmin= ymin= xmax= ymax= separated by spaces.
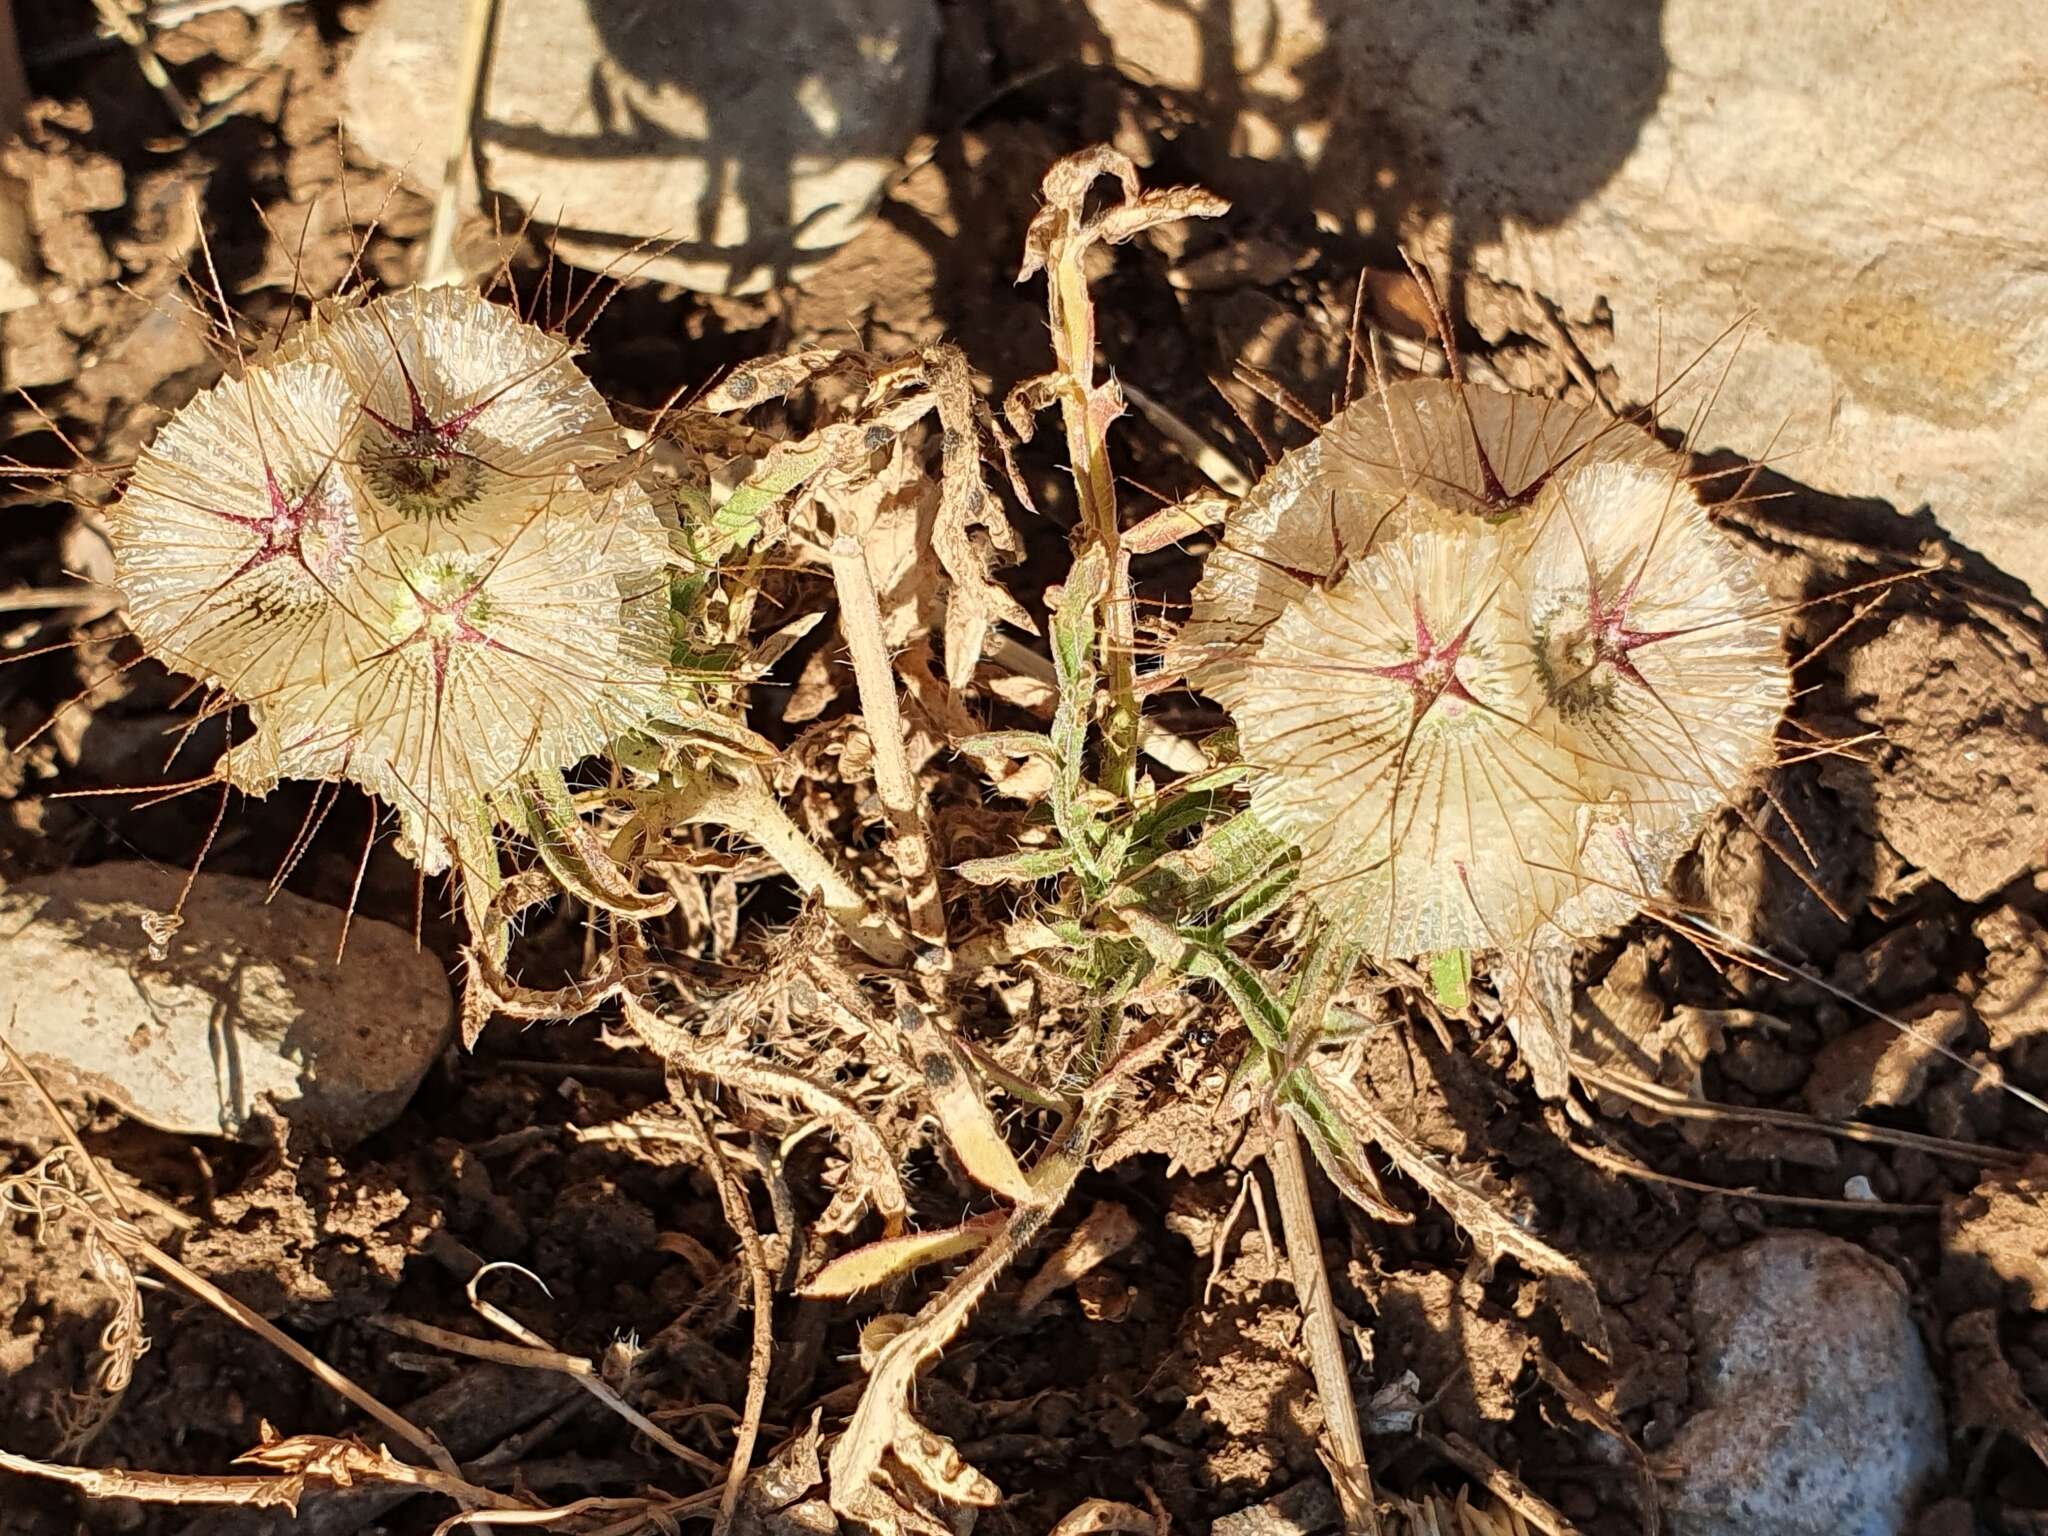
xmin=827 ymin=1114 xmax=1095 ymax=1522
xmin=664 ymin=770 xmax=911 ymax=966
xmin=1044 ymin=237 xmax=1139 ymax=800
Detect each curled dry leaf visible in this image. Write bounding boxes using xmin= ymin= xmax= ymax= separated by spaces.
xmin=798 ymin=1214 xmax=1003 ymax=1299
xmin=1017 ymin=1199 xmax=1142 ymax=1311
xmin=922 ymin=341 xmax=1033 ymax=690
xmin=1017 ymin=143 xmax=1231 ymax=288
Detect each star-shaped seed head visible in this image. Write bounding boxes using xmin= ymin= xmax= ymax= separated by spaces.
xmin=1185 ymin=381 xmax=1788 ymax=959
xmin=110 ymin=357 xmax=369 ymax=703
xmin=110 ymin=286 xmax=679 ymax=876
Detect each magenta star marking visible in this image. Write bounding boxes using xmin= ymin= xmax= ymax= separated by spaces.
xmin=1584 ymin=565 xmax=1678 ymax=691
xmin=1370 ymin=603 xmax=1480 ymax=720
xmin=205 ymin=461 xmax=348 ymax=588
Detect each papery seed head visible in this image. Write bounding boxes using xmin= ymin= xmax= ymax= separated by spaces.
xmin=1183 ymin=378 xmax=1789 ymax=959
xmin=1512 ymin=459 xmax=1789 ymax=821
xmin=316 ymin=482 xmax=674 ymax=833
xmin=314 ymin=286 xmax=619 ymax=526
xmin=1230 ymin=510 xmax=1585 ymax=955
xmin=110 ymin=356 xmax=370 ymax=703
xmin=114 ymin=285 xmax=682 ymax=876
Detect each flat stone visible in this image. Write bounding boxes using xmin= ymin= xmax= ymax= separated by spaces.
xmin=1663 ymin=1232 xmax=1945 ymax=1536
xmin=1018 ymin=0 xmax=2048 ymax=597
xmin=343 ymin=0 xmax=937 ymax=295
xmin=0 ymin=863 xmax=451 ymax=1147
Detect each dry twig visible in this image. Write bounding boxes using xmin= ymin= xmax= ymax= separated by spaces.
xmin=831 ymin=533 xmax=948 ymax=949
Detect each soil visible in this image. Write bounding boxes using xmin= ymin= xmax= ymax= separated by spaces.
xmin=3 ymin=4 xmax=2046 ymax=1535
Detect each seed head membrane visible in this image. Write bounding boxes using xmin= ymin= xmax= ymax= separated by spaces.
xmin=1183 ymin=380 xmax=1788 ymax=958
xmin=111 ymin=357 xmax=368 ymax=702
xmin=110 ymin=287 xmax=676 ymax=871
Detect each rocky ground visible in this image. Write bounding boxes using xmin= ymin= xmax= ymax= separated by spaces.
xmin=1 ymin=3 xmax=2045 ymax=1535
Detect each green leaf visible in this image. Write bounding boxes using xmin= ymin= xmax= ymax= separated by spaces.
xmin=1213 ymin=854 xmax=1299 ymax=937
xmin=1429 ymin=949 xmax=1472 ymax=1012
xmin=1049 ymin=546 xmax=1105 ymax=806
xmin=501 ymin=770 xmax=675 ymax=919
xmin=640 ymin=705 xmax=779 ymax=764
xmin=1125 ymin=767 xmax=1250 ymax=847
xmin=955 ymin=846 xmax=1075 ymax=886
xmin=1117 ymin=809 xmax=1292 ymax=918
xmin=1119 ymin=907 xmax=1287 ymax=1052
xmin=1280 ymin=1076 xmax=1404 ymax=1220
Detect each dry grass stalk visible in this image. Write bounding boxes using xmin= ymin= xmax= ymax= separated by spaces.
xmin=420 ymin=0 xmax=501 ymax=287
xmin=455 ymin=1261 xmax=723 ymax=1480
xmin=1271 ymin=1114 xmax=1380 ymax=1533
xmin=86 ymin=0 xmax=197 ymax=130
xmin=0 ymin=1040 xmax=499 ymax=1522
xmin=1418 ymin=1430 xmax=1580 ymax=1536
xmin=668 ymin=1091 xmax=776 ymax=1536
xmin=830 ymin=533 xmax=947 ymax=949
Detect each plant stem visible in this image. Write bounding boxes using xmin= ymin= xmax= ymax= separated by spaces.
xmin=421 ymin=0 xmax=500 ymax=287
xmin=827 ymin=1103 xmax=1098 ymax=1519
xmin=666 ymin=770 xmax=912 ymax=966
xmin=1270 ymin=1113 xmax=1381 ymax=1535
xmin=830 ymin=534 xmax=947 ymax=950
xmin=1044 ymin=241 xmax=1139 ymax=800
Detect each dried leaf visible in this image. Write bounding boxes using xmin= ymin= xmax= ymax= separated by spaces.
xmin=922 ymin=342 xmax=1033 ymax=692
xmin=1047 ymin=1498 xmax=1159 ymax=1536
xmin=703 ymin=347 xmax=860 ymax=415
xmin=1016 ymin=1200 xmax=1140 ymax=1312
xmin=1317 ymin=1066 xmax=1606 ymax=1349
xmin=1017 ymin=145 xmax=1228 ymax=285
xmin=1498 ymin=943 xmax=1574 ymax=1101
xmin=1952 ymin=1307 xmax=2048 ymax=1469
xmin=896 ymin=1001 xmax=1033 ymax=1203
xmin=798 ymin=1215 xmax=1002 ymax=1299
xmin=0 ymin=1447 xmax=307 ymax=1511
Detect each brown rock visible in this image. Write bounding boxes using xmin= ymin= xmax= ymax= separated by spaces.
xmin=1806 ymin=995 xmax=1969 ymax=1120
xmin=1974 ymin=905 xmax=2048 ymax=1052
xmin=1844 ymin=613 xmax=2048 ymax=902
xmin=342 ymin=0 xmax=937 ymax=295
xmin=1942 ymin=1164 xmax=2048 ymax=1312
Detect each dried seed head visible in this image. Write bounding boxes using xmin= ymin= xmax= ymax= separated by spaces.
xmin=315 ymin=286 xmax=620 ymax=525
xmin=110 ymin=356 xmax=367 ymax=703
xmin=111 ymin=287 xmax=675 ymax=871
xmin=1232 ymin=508 xmax=1584 ymax=955
xmin=1182 ymin=378 xmax=1788 ymax=958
